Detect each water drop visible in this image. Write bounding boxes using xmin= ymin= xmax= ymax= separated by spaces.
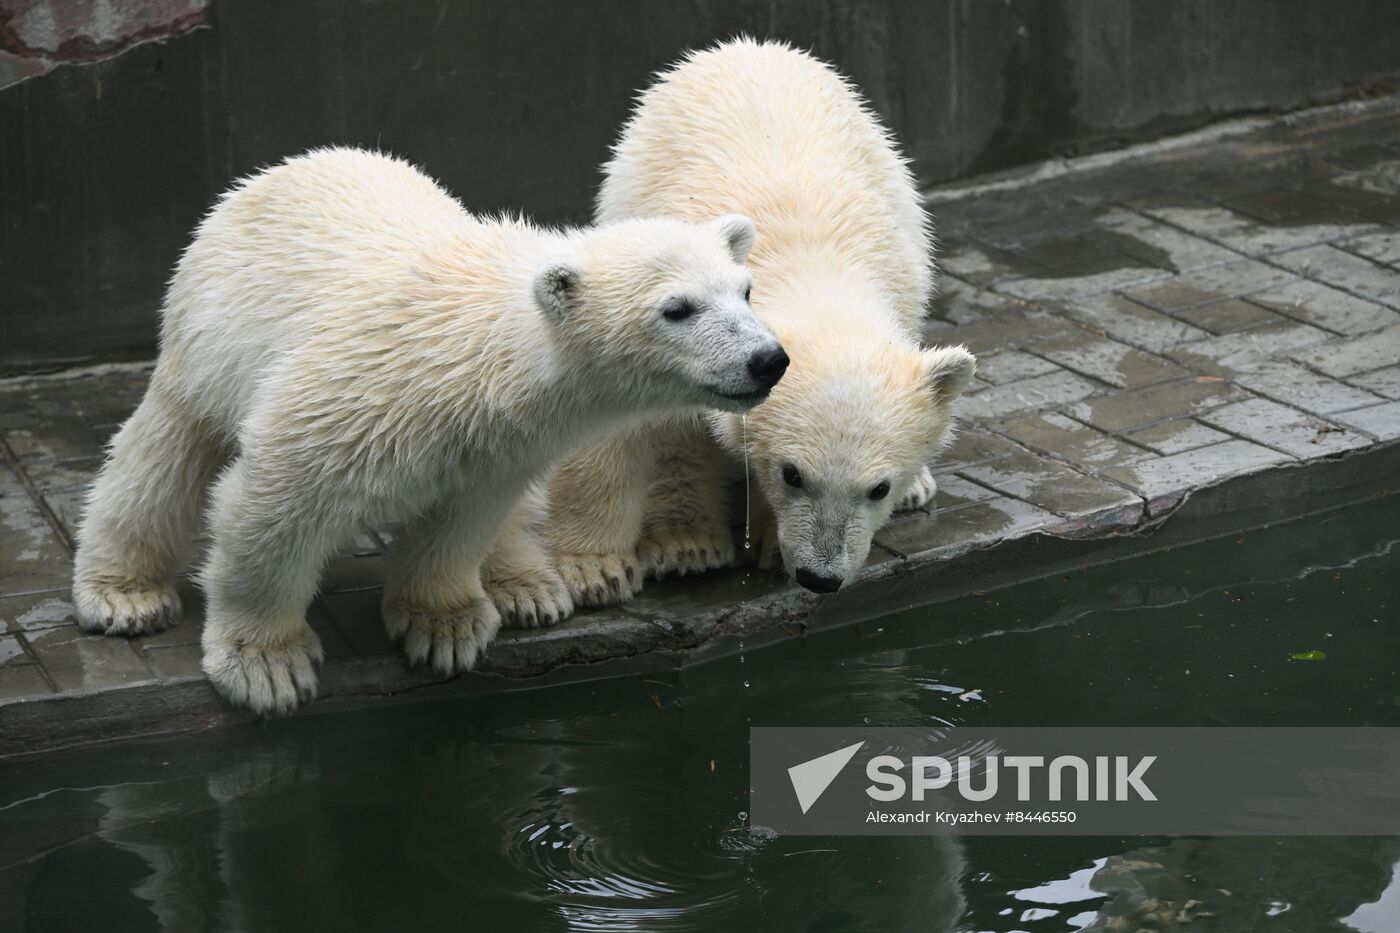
xmin=742 ymin=414 xmax=751 ymax=551
xmin=738 ymin=811 xmax=748 ymax=821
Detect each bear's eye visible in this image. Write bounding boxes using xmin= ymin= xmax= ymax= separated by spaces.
xmin=782 ymin=463 xmax=803 ymax=488
xmin=868 ymin=480 xmax=891 ymax=501
xmin=662 ymin=298 xmax=697 ymax=322
xmin=743 ymin=285 xmax=752 ymax=303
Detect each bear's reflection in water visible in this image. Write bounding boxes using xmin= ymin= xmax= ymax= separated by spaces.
xmin=25 ymin=678 xmax=1400 ymax=933
xmin=35 ymin=678 xmax=965 ymax=932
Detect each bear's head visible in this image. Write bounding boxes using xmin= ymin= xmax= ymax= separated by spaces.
xmin=717 ymin=336 xmax=975 ymax=593
xmin=532 ymin=215 xmax=787 ymax=412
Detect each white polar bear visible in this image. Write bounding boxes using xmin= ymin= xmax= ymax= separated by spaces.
xmin=548 ymin=39 xmax=976 ymax=602
xmin=72 ymin=147 xmax=785 ymax=714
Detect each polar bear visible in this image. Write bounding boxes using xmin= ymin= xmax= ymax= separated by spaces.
xmin=72 ymin=147 xmax=785 ymax=714
xmin=548 ymin=39 xmax=975 ymax=603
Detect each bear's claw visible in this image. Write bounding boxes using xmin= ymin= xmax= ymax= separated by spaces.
xmin=640 ymin=530 xmax=735 ymax=579
xmin=556 ymin=552 xmax=640 ymax=607
xmin=74 ymin=577 xmax=182 ymax=636
xmin=897 ymin=466 xmax=938 ymax=512
xmin=202 ymin=627 xmax=324 ymax=716
xmin=383 ymin=596 xmax=501 ymax=675
xmin=486 ymin=568 xmax=574 ymax=629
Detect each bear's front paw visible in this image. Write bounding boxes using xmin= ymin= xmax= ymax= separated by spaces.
xmin=639 ymin=529 xmax=736 ymax=579
xmin=74 ymin=576 xmax=181 ymax=636
xmin=897 ymin=466 xmax=938 ymax=512
xmin=202 ymin=627 xmax=324 ymax=716
xmin=383 ymin=596 xmax=501 ymax=674
xmin=556 ymin=553 xmax=640 ymax=608
xmin=486 ymin=567 xmax=574 ymax=629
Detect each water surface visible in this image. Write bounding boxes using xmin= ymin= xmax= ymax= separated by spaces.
xmin=2 ymin=497 xmax=1398 ymax=931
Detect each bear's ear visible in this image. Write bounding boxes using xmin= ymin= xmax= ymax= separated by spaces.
xmin=922 ymin=345 xmax=976 ymax=400
xmin=711 ymin=214 xmax=756 ymax=264
xmin=533 ymin=261 xmax=583 ymax=319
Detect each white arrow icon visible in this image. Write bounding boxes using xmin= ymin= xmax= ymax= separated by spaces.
xmin=788 ymin=741 xmax=865 ymax=814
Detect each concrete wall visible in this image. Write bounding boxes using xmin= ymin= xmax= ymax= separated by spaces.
xmin=4 ymin=0 xmax=1400 ymax=373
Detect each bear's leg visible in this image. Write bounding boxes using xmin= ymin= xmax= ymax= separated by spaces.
xmin=74 ymin=384 xmax=229 ymax=635
xmin=638 ymin=423 xmax=737 ymax=578
xmin=199 ymin=458 xmax=345 ymax=715
xmin=896 ymin=465 xmax=939 ymax=512
xmin=482 ymin=487 xmax=573 ymax=629
xmin=382 ymin=488 xmax=513 ymax=674
xmin=547 ymin=427 xmax=657 ymax=607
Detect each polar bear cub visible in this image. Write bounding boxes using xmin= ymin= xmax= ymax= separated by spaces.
xmin=548 ymin=39 xmax=975 ymax=603
xmin=72 ymin=147 xmax=784 ymax=714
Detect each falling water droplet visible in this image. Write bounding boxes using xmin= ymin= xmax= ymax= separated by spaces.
xmin=743 ymin=680 xmax=750 ymax=688
xmin=742 ymin=414 xmax=751 ymax=551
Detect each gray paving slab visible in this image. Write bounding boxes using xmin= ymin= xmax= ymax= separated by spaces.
xmin=1333 ymin=402 xmax=1400 ymax=441
xmin=873 ymin=496 xmax=1063 ymax=559
xmin=1292 ymin=323 xmax=1400 ymax=378
xmin=1245 ymin=280 xmax=1400 ymax=336
xmin=1100 ymin=440 xmax=1292 ymax=503
xmin=1232 ymin=360 xmax=1387 ymax=416
xmin=1348 ymin=365 xmax=1400 ymax=400
xmin=973 ymin=351 xmax=1061 ymax=385
xmin=1121 ymin=259 xmax=1298 ymax=312
xmin=937 ymin=243 xmax=1045 ymax=288
xmin=1136 ymin=198 xmax=1377 ymax=258
xmin=1340 ymin=231 xmax=1400 ymax=267
xmin=1053 ymin=293 xmax=1210 ymax=353
xmin=0 ymin=589 xmax=78 ymax=634
xmin=997 ymin=412 xmax=1151 ymax=471
xmin=1030 ymin=331 xmax=1190 ymax=389
xmin=1120 ymin=419 xmax=1234 ymax=456
xmin=1168 ymin=320 xmax=1335 ymax=372
xmin=958 ymin=450 xmax=1141 ymax=521
xmin=1272 ymin=246 xmax=1400 ymax=310
xmin=1199 ymin=398 xmax=1371 ymax=457
xmin=958 ymin=370 xmax=1102 ymax=421
xmin=1068 ymin=378 xmax=1246 ymax=433
xmin=1174 ymin=299 xmax=1284 ymax=335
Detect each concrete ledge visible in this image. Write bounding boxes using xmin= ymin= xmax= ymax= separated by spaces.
xmin=2 ymin=440 xmax=1395 ymax=759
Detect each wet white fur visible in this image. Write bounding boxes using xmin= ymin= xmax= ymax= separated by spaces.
xmin=72 ymin=147 xmax=774 ymax=714
xmin=548 ymin=39 xmax=975 ymax=602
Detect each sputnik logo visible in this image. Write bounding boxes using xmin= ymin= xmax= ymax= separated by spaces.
xmin=788 ymin=741 xmax=865 ymax=814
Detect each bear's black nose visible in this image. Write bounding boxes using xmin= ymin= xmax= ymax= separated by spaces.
xmin=748 ymin=345 xmax=790 ymax=390
xmin=796 ymin=567 xmax=842 ymax=594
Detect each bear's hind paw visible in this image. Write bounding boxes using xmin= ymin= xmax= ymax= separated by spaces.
xmin=487 ymin=568 xmax=575 ymax=629
xmin=202 ymin=628 xmax=324 ymax=716
xmin=556 ymin=553 xmax=640 ymax=608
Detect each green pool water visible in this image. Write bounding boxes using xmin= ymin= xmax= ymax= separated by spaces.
xmin=3 ymin=495 xmax=1398 ymax=932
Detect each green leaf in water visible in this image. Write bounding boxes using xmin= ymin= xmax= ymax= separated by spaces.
xmin=1290 ymin=650 xmax=1328 ymax=661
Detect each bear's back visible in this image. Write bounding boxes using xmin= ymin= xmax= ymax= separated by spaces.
xmin=156 ymin=149 xmax=531 ymax=434
xmin=598 ymin=39 xmax=932 ymax=330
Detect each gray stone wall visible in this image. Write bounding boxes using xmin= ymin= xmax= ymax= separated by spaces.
xmin=4 ymin=0 xmax=1400 ymax=373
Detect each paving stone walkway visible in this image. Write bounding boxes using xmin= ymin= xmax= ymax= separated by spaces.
xmin=3 ymin=97 xmax=1400 ymax=753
